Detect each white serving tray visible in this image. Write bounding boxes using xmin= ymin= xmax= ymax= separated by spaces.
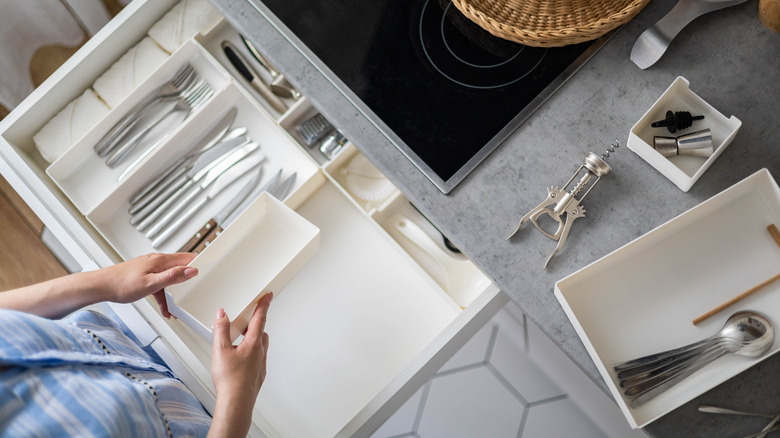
xmin=627 ymin=76 xmax=742 ymax=192
xmin=555 ymin=169 xmax=780 ymax=428
xmin=165 ymin=192 xmax=320 ymax=342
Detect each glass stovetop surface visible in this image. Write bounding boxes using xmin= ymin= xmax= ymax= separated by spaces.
xmin=259 ymin=0 xmax=600 ymax=192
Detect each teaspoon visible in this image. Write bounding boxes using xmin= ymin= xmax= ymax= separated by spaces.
xmin=613 ymin=311 xmax=774 ymax=407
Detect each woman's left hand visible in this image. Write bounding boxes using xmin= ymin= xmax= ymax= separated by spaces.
xmin=95 ymin=253 xmax=198 ymax=318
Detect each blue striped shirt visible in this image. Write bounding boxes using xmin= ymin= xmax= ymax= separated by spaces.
xmin=0 ymin=309 xmax=212 ymax=437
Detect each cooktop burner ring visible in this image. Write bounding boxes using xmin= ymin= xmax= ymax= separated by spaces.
xmin=419 ymin=0 xmax=548 ymax=90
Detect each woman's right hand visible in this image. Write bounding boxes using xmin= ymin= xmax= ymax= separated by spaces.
xmin=207 ymin=292 xmax=272 ymax=437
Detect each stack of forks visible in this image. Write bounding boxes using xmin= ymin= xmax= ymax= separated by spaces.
xmin=93 ymin=64 xmax=214 ymax=171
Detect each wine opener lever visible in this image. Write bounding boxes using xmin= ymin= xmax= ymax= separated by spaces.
xmin=508 ymin=142 xmax=618 ymax=269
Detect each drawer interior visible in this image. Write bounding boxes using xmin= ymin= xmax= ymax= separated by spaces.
xmin=0 ymin=1 xmax=497 ymax=436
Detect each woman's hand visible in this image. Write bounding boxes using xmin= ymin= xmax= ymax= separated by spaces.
xmin=0 ymin=252 xmax=197 ymax=319
xmin=208 ymin=292 xmax=272 ymax=438
xmin=94 ymin=253 xmax=198 ymax=318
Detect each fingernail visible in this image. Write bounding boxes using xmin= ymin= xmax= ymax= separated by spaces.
xmin=184 ymin=267 xmax=197 ymax=279
xmin=267 ymin=292 xmax=273 ymax=302
xmin=217 ymin=308 xmax=226 ymax=318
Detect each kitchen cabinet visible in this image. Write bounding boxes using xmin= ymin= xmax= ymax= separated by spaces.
xmin=0 ymin=1 xmax=507 ymax=436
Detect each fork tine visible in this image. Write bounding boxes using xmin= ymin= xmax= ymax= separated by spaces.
xmin=187 ymin=83 xmax=212 ymax=107
xmin=170 ymin=64 xmax=193 ymax=88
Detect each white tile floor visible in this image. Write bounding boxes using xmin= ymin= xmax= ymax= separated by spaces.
xmin=370 ymin=301 xmax=647 ymax=438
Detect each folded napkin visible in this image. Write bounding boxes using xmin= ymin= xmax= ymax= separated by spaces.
xmin=92 ymin=37 xmax=169 ymax=109
xmin=147 ymin=0 xmax=222 ymax=54
xmin=33 ymin=88 xmax=110 ymax=163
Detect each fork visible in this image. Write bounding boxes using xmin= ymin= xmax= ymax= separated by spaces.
xmin=105 ymin=80 xmax=213 ymax=168
xmin=95 ymin=64 xmax=197 ymax=157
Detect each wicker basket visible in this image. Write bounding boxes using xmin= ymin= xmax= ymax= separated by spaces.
xmin=450 ymin=0 xmax=651 ymax=47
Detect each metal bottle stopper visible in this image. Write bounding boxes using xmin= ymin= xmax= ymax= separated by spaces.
xmin=508 ymin=141 xmax=618 ymax=269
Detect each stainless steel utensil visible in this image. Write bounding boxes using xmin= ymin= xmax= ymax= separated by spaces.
xmin=179 ymin=169 xmax=283 ymax=254
xmin=741 ymin=412 xmax=780 ymax=438
xmin=614 ymin=311 xmax=774 ymax=408
xmin=222 ymin=41 xmax=287 ymax=114
xmin=139 ymin=142 xmax=260 ymax=235
xmin=105 ymin=80 xmax=213 ymax=168
xmin=630 ymin=0 xmax=749 ymax=69
xmin=240 ymin=34 xmax=301 ymax=100
xmin=131 ymin=137 xmax=253 ymax=228
xmin=270 ymin=172 xmax=296 ymax=201
xmin=699 ymin=405 xmax=777 ymax=418
xmin=119 ymin=107 xmax=238 ymax=187
xmin=151 ymin=154 xmax=265 ymax=247
xmin=94 ymin=64 xmax=196 ymax=157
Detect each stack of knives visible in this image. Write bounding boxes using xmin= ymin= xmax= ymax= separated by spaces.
xmin=126 ymin=107 xmax=296 ymax=252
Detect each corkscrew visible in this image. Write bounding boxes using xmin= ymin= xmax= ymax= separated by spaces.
xmin=508 ymin=140 xmax=619 ymax=269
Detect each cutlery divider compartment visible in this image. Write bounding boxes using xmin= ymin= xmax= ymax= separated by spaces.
xmin=46 ymin=41 xmax=233 ymax=213
xmin=87 ymin=82 xmax=320 ymax=259
xmin=322 ymin=145 xmax=400 ymax=215
xmin=196 ymin=20 xmax=302 ymax=120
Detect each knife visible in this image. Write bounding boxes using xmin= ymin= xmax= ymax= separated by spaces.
xmin=128 ymin=126 xmax=247 ymax=215
xmin=133 ymin=138 xmax=255 ymax=230
xmin=143 ymin=144 xmax=263 ymax=238
xmin=130 ymin=137 xmax=249 ymax=227
xmin=178 ymin=168 xmax=277 ymax=253
xmin=126 ymin=108 xmax=238 ymax=207
xmin=152 ymin=155 xmax=265 ymax=248
xmin=187 ymin=170 xmax=286 ymax=254
xmin=222 ymin=41 xmax=287 ymax=114
xmin=270 ymin=172 xmax=296 ymax=201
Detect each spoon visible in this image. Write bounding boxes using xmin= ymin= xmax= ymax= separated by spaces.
xmin=392 ymin=214 xmax=486 ymax=308
xmin=240 ymin=35 xmax=301 ymax=100
xmin=614 ymin=311 xmax=774 ymax=407
xmin=630 ymin=0 xmax=749 ymax=69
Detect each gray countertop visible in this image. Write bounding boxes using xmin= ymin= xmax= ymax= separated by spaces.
xmin=212 ymin=0 xmax=779 ymax=435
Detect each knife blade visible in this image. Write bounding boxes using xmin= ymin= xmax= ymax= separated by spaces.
xmin=143 ymin=143 xmax=262 ymax=237
xmin=270 ymin=172 xmax=296 ymax=201
xmin=128 ymin=126 xmax=247 ymax=215
xmin=126 ymin=107 xmax=237 ymax=203
xmin=130 ymin=136 xmax=250 ymax=228
xmin=222 ymin=41 xmax=287 ymax=114
xmin=178 ymin=167 xmax=274 ymax=253
xmin=188 ymin=169 xmax=284 ymax=254
xmin=153 ymin=154 xmax=265 ymax=248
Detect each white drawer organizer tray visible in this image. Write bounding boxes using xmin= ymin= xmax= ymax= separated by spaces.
xmin=555 ymin=169 xmax=780 ymax=428
xmin=627 ymin=76 xmax=742 ymax=192
xmin=0 ymin=1 xmax=504 ymax=437
xmin=166 ymin=192 xmax=320 ymax=342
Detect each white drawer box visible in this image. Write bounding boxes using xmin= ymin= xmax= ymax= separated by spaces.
xmin=0 ymin=1 xmax=506 ymax=437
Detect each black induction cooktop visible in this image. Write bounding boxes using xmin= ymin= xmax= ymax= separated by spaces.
xmin=252 ymin=0 xmax=610 ymax=193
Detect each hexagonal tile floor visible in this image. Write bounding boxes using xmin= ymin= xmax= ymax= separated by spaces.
xmin=370 ymin=302 xmax=618 ymax=438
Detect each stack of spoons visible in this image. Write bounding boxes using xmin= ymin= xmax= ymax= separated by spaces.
xmin=613 ymin=311 xmax=775 ymax=408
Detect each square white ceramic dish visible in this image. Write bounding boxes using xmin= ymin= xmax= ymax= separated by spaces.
xmin=627 ymin=76 xmax=742 ymax=192
xmin=555 ymin=169 xmax=780 ymax=428
xmin=165 ymin=192 xmax=320 ymax=342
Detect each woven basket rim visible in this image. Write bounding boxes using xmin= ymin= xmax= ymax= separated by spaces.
xmin=451 ymin=0 xmax=652 ymax=47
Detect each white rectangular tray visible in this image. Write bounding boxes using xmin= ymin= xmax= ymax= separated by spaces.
xmin=165 ymin=192 xmax=320 ymax=342
xmin=555 ymin=169 xmax=780 ymax=428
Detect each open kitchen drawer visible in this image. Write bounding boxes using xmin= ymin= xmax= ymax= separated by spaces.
xmin=0 ymin=0 xmax=505 ymax=437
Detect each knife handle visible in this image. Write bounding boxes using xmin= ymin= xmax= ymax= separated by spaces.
xmin=147 ymin=185 xmax=201 ymax=240
xmin=179 ymin=219 xmax=217 ymax=253
xmin=192 ymin=225 xmax=224 ymax=255
xmin=129 ymin=163 xmax=190 ymax=214
xmin=131 ymin=176 xmax=191 ymax=227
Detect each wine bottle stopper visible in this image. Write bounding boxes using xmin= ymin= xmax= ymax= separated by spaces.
xmin=653 ymin=129 xmax=713 ymax=158
xmin=651 ymin=110 xmax=704 ymax=133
